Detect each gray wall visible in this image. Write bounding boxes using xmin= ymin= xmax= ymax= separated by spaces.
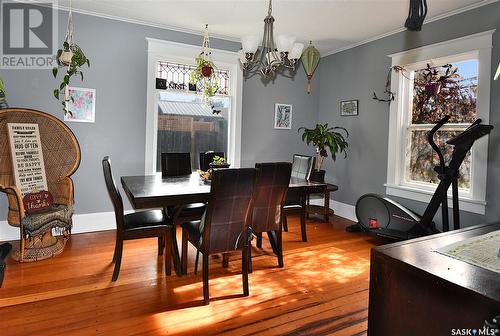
xmin=241 ymin=67 xmax=319 ymax=167
xmin=0 ymin=8 xmax=315 ymax=219
xmin=317 ymin=1 xmax=500 ymax=229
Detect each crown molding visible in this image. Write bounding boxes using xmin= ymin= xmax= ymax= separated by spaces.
xmin=322 ymin=0 xmax=499 ymax=57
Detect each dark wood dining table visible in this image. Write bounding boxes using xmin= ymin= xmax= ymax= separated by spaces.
xmin=121 ymin=172 xmax=327 ymax=275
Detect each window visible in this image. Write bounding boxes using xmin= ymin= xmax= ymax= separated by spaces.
xmin=145 ymin=38 xmax=243 ymax=175
xmin=155 ymin=62 xmax=231 ymax=171
xmin=386 ymin=31 xmax=494 ymax=214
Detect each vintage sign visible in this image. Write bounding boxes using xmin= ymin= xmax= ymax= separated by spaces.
xmin=23 ymin=191 xmax=54 ymax=214
xmin=7 ymin=123 xmax=48 ymax=196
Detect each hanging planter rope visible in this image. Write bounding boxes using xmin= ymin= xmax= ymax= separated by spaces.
xmin=189 ymin=24 xmax=219 ymax=105
xmin=405 ymin=0 xmax=428 ymax=31
xmin=52 ymin=0 xmax=90 ymax=115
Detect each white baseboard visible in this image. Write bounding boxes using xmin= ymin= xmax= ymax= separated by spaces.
xmin=309 ymin=198 xmax=357 ymax=222
xmin=0 ymin=211 xmax=130 ymax=242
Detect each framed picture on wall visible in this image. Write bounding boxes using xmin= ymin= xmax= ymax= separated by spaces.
xmin=340 ymin=99 xmax=358 ymax=116
xmin=64 ymin=87 xmax=96 ymax=123
xmin=274 ymin=103 xmax=292 ymax=129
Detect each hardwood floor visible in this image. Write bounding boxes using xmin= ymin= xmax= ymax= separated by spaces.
xmin=0 ymin=215 xmax=384 ymax=336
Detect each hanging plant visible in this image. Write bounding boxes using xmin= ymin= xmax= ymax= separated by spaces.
xmin=52 ymin=7 xmax=90 ymax=115
xmin=189 ymin=25 xmax=219 ymax=105
xmin=373 ymin=65 xmax=409 ymax=103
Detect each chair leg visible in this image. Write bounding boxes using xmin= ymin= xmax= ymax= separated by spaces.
xmin=222 ymin=253 xmax=229 ymax=268
xmin=194 ymin=249 xmax=200 ymax=275
xmin=164 ymin=231 xmax=172 ymax=276
xmin=248 ymin=244 xmax=253 ymax=274
xmin=112 ymin=239 xmax=124 ymax=282
xmin=283 ymin=216 xmax=288 ymax=232
xmin=158 ymin=236 xmax=164 ymax=256
xmin=181 ymin=228 xmax=188 ymax=275
xmin=202 ymin=253 xmax=210 ymax=305
xmin=112 ymin=235 xmax=119 ymax=263
xmin=276 ymin=230 xmax=284 ymax=268
xmin=242 ymin=247 xmax=249 ymax=297
xmin=300 ymin=198 xmax=307 ymax=242
xmin=256 ymin=233 xmax=262 ymax=248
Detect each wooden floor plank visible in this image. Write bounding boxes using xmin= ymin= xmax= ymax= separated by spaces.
xmin=0 ymin=215 xmax=382 ymax=335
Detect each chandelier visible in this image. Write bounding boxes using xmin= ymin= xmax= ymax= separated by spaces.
xmin=239 ymin=0 xmax=304 ymax=79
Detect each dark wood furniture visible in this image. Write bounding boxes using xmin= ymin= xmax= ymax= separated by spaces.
xmin=121 ymin=173 xmax=326 ymax=250
xmin=306 ymin=183 xmax=339 ymax=222
xmin=368 ymin=223 xmax=500 ymax=336
xmin=181 ymin=168 xmax=257 ymax=305
xmin=251 ymin=162 xmax=293 ymax=269
xmin=283 ymin=154 xmax=315 ymax=239
xmin=199 ymin=151 xmax=225 ymax=171
xmin=103 ymin=157 xmax=174 ymax=281
xmin=161 ymin=152 xmax=192 ymax=177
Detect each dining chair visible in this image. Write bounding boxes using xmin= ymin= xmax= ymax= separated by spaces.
xmin=283 ymin=154 xmax=314 ymax=237
xmin=199 ymin=151 xmax=225 ymax=171
xmin=161 ymin=152 xmax=192 ymax=177
xmin=181 ymin=168 xmax=257 ymax=305
xmin=160 ymin=152 xmax=206 ymax=243
xmin=103 ymin=157 xmax=174 ymax=281
xmin=251 ymin=162 xmax=292 ymax=270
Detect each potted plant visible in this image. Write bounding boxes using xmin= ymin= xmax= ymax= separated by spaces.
xmin=52 ymin=41 xmax=90 ymax=115
xmin=298 ymin=123 xmax=349 ymax=182
xmin=189 ymin=54 xmax=219 ymax=101
xmin=209 ymin=155 xmax=230 ymax=169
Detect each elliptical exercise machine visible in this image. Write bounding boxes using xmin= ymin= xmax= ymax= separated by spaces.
xmin=353 ymin=115 xmax=493 ymax=240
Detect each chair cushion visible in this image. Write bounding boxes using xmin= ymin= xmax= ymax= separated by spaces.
xmin=181 ymin=220 xmax=203 ymax=247
xmin=124 ymin=209 xmax=170 ymax=231
xmin=177 ymin=203 xmax=206 ymax=222
xmin=21 ymin=205 xmax=73 ymax=236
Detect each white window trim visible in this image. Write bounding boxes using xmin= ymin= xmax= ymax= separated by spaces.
xmin=386 ymin=30 xmax=495 ymax=215
xmin=145 ymin=38 xmax=243 ymax=174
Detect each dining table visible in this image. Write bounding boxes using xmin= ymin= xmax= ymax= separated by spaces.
xmin=121 ymin=172 xmax=327 ymax=275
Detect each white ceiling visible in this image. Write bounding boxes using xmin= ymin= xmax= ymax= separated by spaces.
xmin=59 ymin=0 xmax=496 ymax=55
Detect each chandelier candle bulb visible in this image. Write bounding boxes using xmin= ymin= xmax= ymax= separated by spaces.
xmin=241 ymin=35 xmax=260 ymax=54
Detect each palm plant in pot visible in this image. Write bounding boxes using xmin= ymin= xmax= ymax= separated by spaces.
xmin=298 ymin=123 xmax=349 ymax=182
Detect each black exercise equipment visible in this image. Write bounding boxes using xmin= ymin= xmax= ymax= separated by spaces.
xmin=353 ymin=116 xmax=493 ymax=240
xmin=0 ymin=242 xmax=12 ymax=288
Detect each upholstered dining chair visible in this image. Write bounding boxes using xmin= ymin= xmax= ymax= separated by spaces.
xmin=252 ymin=162 xmax=292 ymax=269
xmin=181 ymin=168 xmax=257 ymax=305
xmin=283 ymin=154 xmax=314 ymax=234
xmin=199 ymin=151 xmax=225 ymax=171
xmin=161 ymin=152 xmax=192 ymax=177
xmin=103 ymin=157 xmax=174 ymax=281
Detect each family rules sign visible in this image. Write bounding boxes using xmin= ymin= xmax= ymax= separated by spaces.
xmin=7 ymin=123 xmax=48 ymax=197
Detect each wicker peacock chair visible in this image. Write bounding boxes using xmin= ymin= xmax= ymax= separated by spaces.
xmin=0 ymin=108 xmax=80 ymax=262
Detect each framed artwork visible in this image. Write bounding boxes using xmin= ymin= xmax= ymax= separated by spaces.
xmin=340 ymin=99 xmax=358 ymax=116
xmin=64 ymin=87 xmax=96 ymax=123
xmin=274 ymin=103 xmax=292 ymax=129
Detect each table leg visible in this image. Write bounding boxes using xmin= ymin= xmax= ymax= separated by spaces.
xmin=324 ymin=189 xmax=330 ymax=222
xmin=165 ymin=206 xmax=183 ymax=276
xmin=267 ymin=231 xmax=278 ymax=255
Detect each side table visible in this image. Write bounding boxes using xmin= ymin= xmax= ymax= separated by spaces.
xmin=306 ymin=183 xmax=338 ymax=222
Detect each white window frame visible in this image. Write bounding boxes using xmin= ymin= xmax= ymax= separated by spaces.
xmin=386 ymin=30 xmax=494 ymax=215
xmin=145 ymin=38 xmax=243 ymax=174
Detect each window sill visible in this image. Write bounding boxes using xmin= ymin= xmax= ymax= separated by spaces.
xmin=384 ymin=183 xmax=486 ymax=215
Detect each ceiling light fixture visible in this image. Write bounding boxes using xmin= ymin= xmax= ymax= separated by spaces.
xmin=239 ymin=0 xmax=304 ymax=79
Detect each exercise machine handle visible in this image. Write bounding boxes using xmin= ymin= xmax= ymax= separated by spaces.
xmin=428 ymin=115 xmax=450 ymax=170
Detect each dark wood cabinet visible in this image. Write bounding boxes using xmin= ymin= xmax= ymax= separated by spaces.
xmin=368 ymin=223 xmax=500 ymax=336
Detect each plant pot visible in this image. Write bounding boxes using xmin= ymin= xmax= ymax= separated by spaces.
xmin=310 ymin=170 xmax=326 ymax=183
xmin=59 ymin=50 xmax=74 ymax=66
xmin=201 ymin=65 xmax=213 ymax=77
xmin=425 ymin=81 xmax=441 ymax=96
xmin=209 ymin=163 xmax=230 ymax=169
